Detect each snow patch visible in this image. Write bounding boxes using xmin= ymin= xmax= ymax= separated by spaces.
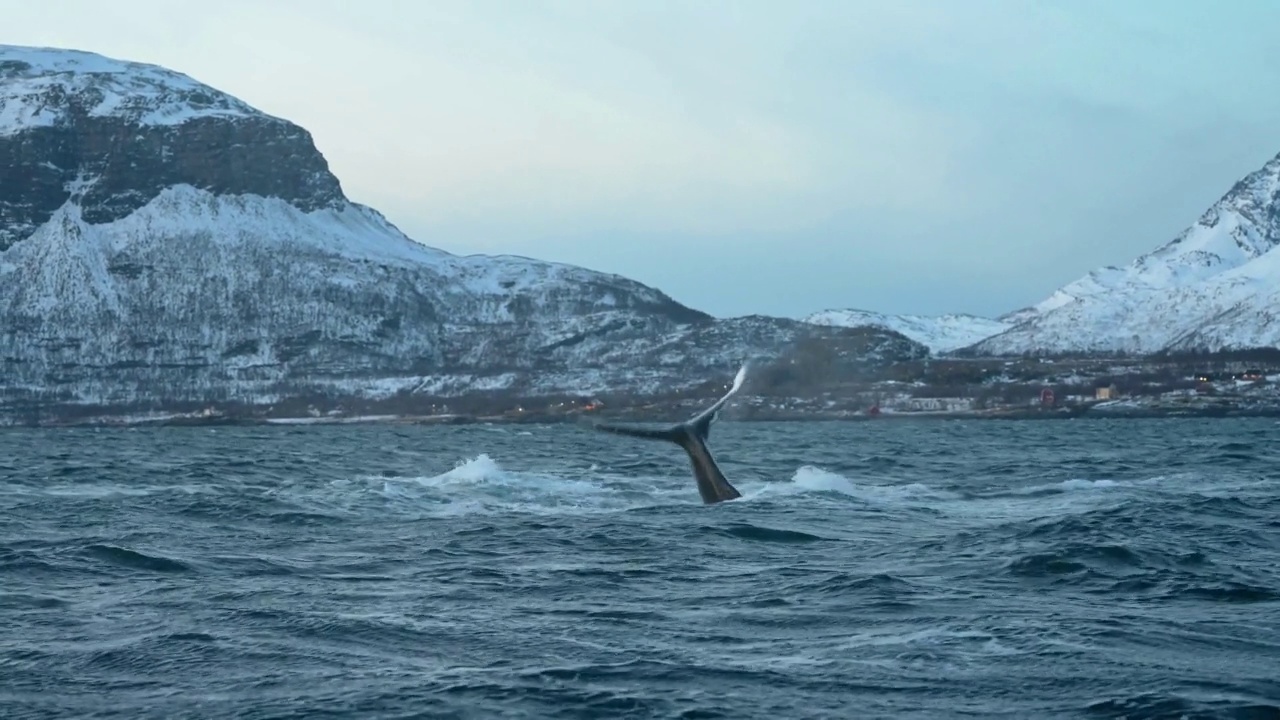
xmin=803 ymin=308 xmax=1011 ymax=354
xmin=0 ymin=44 xmax=261 ymax=136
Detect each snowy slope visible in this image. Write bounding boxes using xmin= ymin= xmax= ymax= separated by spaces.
xmin=0 ymin=45 xmax=258 ymax=135
xmin=0 ymin=180 xmax=711 ymax=406
xmin=804 ymin=308 xmax=1011 ymax=354
xmin=970 ymin=152 xmax=1280 ymax=355
xmin=0 ymin=183 xmax=921 ymax=409
xmin=0 ymin=44 xmax=927 ymax=418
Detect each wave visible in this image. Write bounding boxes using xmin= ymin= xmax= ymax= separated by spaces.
xmin=0 ymin=480 xmax=223 ymax=502
xmin=372 ymin=453 xmax=687 ymax=517
xmin=1002 ymin=543 xmax=1147 ymax=582
xmin=1086 ymin=692 xmax=1280 ymax=719
xmin=82 ymin=543 xmax=193 ymax=574
xmin=707 ymin=523 xmax=829 ymax=544
xmin=0 ymin=592 xmax=69 ymax=610
xmin=732 ymin=466 xmax=955 ymax=512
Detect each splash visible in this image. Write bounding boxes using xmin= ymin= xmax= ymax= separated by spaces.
xmin=371 ymin=454 xmax=689 ymax=517
xmin=790 ymin=466 xmax=862 ymax=495
xmin=415 ymin=453 xmax=507 ymax=487
xmin=737 ymin=465 xmax=951 ymax=507
xmin=1057 ymin=478 xmax=1120 ymax=491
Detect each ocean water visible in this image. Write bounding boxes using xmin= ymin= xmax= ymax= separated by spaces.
xmin=2 ymin=418 xmax=1278 ymax=719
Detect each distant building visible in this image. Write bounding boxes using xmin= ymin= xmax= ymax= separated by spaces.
xmin=1095 ymin=384 xmax=1117 ymax=400
xmin=901 ymin=397 xmax=972 ymax=412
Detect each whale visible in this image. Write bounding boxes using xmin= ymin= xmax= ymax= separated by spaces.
xmin=592 ymin=365 xmax=748 ymax=505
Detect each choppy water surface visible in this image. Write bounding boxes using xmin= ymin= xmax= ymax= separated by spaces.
xmin=2 ymin=418 xmax=1279 ymax=719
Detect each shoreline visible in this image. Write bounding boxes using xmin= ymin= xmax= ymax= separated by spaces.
xmin=7 ymin=403 xmax=1280 ymax=429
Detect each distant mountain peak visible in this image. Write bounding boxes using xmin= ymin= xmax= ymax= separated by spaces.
xmin=969 ymin=150 xmax=1280 ymax=356
xmin=0 ymin=44 xmax=345 ymax=251
xmin=803 ymin=308 xmax=1010 ymax=354
xmin=1136 ymin=151 xmax=1280 ymax=273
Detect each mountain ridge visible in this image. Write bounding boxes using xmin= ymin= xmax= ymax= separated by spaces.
xmin=966 ymin=150 xmax=1280 ymax=356
xmin=0 ymin=43 xmax=927 ymax=422
xmin=802 ymin=308 xmax=1010 ymax=354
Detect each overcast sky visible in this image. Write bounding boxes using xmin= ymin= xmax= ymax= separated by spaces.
xmin=8 ymin=0 xmax=1280 ymax=319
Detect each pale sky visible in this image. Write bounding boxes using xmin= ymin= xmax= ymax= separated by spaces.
xmin=6 ymin=0 xmax=1280 ymax=319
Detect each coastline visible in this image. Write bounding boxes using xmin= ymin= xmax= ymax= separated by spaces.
xmin=7 ymin=402 xmax=1280 ymax=429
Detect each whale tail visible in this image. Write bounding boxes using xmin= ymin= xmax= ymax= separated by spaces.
xmin=592 ymin=365 xmax=749 ymax=505
xmin=592 ymin=365 xmax=748 ymax=444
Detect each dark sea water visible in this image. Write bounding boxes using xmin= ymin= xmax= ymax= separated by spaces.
xmin=2 ymin=418 xmax=1279 ymax=719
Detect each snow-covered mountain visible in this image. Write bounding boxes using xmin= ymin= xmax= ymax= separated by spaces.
xmin=0 ymin=44 xmax=927 ymax=419
xmin=803 ymin=308 xmax=1011 ymax=354
xmin=968 ymin=151 xmax=1280 ymax=356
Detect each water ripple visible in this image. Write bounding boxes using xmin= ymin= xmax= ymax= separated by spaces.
xmin=2 ymin=418 xmax=1278 ymax=719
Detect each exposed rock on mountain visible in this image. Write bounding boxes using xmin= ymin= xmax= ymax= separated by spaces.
xmin=0 ymin=47 xmax=340 ymax=250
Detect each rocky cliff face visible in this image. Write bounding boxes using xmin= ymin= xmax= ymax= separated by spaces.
xmin=0 ymin=48 xmax=341 ymax=250
xmin=0 ymin=45 xmax=925 ymax=422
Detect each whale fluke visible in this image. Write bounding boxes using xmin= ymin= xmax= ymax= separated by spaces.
xmin=592 ymin=365 xmax=748 ymax=504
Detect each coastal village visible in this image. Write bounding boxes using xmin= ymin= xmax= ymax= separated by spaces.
xmin=595 ymin=357 xmax=1280 ymax=423
xmin=471 ymin=352 xmax=1280 ymax=425
xmin=34 ymin=352 xmax=1280 ymax=427
xmin=780 ymin=364 xmax=1280 ymax=420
